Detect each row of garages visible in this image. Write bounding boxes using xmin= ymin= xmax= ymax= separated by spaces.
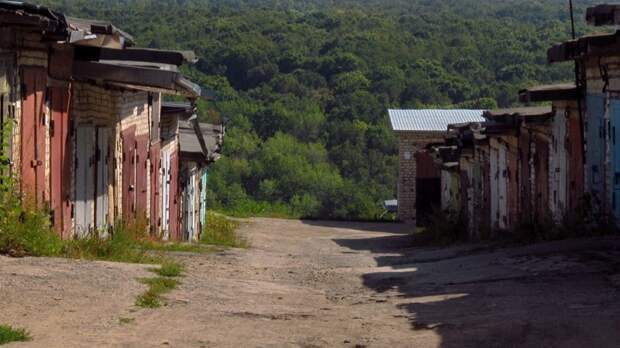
xmin=0 ymin=2 xmax=223 ymax=241
xmin=390 ymin=4 xmax=620 ymax=237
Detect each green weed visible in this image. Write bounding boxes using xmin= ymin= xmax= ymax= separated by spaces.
xmin=135 ymin=277 xmax=179 ymax=308
xmin=201 ymin=212 xmax=247 ymax=248
xmin=151 ymin=261 xmax=184 ymax=277
xmin=119 ymin=317 xmax=135 ymax=325
xmin=0 ymin=325 xmax=31 ymax=345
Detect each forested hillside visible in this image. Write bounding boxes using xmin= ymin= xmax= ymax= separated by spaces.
xmin=41 ymin=0 xmax=597 ymax=219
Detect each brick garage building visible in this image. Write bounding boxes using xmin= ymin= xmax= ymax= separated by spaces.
xmin=389 ymin=109 xmax=485 ymax=227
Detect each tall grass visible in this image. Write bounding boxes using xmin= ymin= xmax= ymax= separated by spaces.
xmin=201 ymin=212 xmax=247 ymax=248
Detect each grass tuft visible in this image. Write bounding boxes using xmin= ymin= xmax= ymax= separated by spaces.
xmin=135 ymin=277 xmax=179 ymax=308
xmin=119 ymin=317 xmax=135 ymax=325
xmin=0 ymin=325 xmax=31 ymax=345
xmin=151 ymin=261 xmax=184 ymax=277
xmin=201 ymin=212 xmax=247 ymax=248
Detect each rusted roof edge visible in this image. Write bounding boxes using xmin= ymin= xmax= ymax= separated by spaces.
xmin=519 ymin=83 xmax=580 ymax=103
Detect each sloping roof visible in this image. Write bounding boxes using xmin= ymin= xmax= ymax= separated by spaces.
xmin=67 ymin=16 xmax=134 ymax=45
xmin=548 ymin=31 xmax=620 ymax=63
xmin=388 ymin=109 xmax=485 ymax=132
xmin=519 ymin=83 xmax=579 ymax=103
xmin=179 ymin=121 xmax=224 ymax=163
xmin=0 ymin=1 xmax=68 ymax=38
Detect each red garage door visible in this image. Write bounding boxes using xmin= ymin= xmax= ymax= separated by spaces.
xmin=49 ymin=85 xmax=72 ymax=238
xmin=21 ymin=67 xmax=47 ymax=207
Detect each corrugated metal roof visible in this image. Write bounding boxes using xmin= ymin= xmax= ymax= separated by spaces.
xmin=388 ymin=109 xmax=485 ymax=132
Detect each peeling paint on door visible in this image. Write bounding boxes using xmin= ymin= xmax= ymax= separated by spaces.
xmin=49 ymin=86 xmax=72 ymax=238
xmin=550 ymin=108 xmax=569 ymax=221
xmin=609 ymin=99 xmax=620 ymax=223
xmin=75 ymin=125 xmax=95 ymax=236
xmin=96 ymin=127 xmax=110 ymax=231
xmin=585 ymin=94 xmax=606 ymax=211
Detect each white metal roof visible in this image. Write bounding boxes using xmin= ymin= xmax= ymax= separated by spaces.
xmin=388 ymin=109 xmax=485 ymax=132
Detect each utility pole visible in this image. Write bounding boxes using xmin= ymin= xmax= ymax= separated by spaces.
xmin=569 ymin=0 xmax=576 ymax=39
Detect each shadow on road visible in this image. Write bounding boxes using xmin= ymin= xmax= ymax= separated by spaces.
xmin=301 ymin=219 xmax=413 ymax=234
xmin=333 ymin=231 xmax=620 ymax=348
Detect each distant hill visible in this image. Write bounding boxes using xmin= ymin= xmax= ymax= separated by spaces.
xmin=40 ymin=0 xmax=596 ymax=219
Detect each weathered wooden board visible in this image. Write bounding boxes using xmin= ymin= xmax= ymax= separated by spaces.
xmin=75 ymin=125 xmax=95 ymax=236
xmin=96 ymin=127 xmax=110 ymax=230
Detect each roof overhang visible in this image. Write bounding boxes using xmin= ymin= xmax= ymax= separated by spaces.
xmin=586 ymin=4 xmax=620 ymax=26
xmin=485 ymin=106 xmax=553 ymax=119
xmin=548 ymin=31 xmax=620 ymax=63
xmin=179 ymin=121 xmax=224 ymax=164
xmin=74 ymin=45 xmax=197 ymax=66
xmin=519 ymin=83 xmax=580 ymax=103
xmin=72 ymin=61 xmax=201 ymax=98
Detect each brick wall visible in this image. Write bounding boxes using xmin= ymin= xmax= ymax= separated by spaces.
xmin=397 ymin=131 xmax=444 ymax=226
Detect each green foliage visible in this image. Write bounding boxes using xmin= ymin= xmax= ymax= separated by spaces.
xmin=135 ymin=277 xmax=179 ymax=309
xmin=35 ymin=0 xmax=596 ymax=220
xmin=0 ymin=325 xmax=31 ymax=345
xmin=63 ymin=219 xmax=162 ymax=264
xmin=202 ymin=212 xmax=247 ymax=248
xmin=0 ymin=122 xmax=63 ymax=257
xmin=151 ymin=261 xmax=184 ymax=278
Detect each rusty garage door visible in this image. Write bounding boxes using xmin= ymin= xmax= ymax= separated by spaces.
xmin=135 ymin=134 xmax=149 ymax=219
xmin=49 ymin=86 xmax=72 ymax=238
xmin=21 ymin=66 xmax=47 ymax=206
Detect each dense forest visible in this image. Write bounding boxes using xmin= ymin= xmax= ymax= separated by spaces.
xmin=41 ymin=0 xmax=598 ymax=219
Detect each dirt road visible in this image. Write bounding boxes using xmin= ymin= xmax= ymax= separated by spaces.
xmin=2 ymin=218 xmax=620 ymax=347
